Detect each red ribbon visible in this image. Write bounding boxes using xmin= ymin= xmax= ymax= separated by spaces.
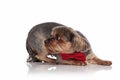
xmin=60 ymin=52 xmax=86 ymax=61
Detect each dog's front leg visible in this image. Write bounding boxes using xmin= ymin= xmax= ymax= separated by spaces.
xmin=87 ymin=53 xmax=112 ymax=66
xmin=35 ymin=53 xmax=56 ymax=63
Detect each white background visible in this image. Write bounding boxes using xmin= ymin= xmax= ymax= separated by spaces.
xmin=0 ymin=0 xmax=120 ymax=80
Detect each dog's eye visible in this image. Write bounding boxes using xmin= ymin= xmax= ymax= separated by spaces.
xmin=57 ymin=36 xmax=61 ymax=40
xmin=56 ymin=34 xmax=61 ymax=41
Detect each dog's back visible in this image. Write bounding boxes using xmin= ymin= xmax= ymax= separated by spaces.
xmin=26 ymin=22 xmax=63 ymax=62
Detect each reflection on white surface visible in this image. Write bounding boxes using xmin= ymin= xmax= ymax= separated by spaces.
xmin=27 ymin=62 xmax=112 ymax=75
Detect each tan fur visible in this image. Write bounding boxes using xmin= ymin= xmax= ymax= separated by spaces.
xmin=45 ymin=27 xmax=74 ymax=54
xmin=45 ymin=26 xmax=112 ymax=66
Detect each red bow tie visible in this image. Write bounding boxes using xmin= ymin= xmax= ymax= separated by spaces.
xmin=60 ymin=52 xmax=86 ymax=61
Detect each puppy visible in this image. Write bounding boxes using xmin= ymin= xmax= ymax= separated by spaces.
xmin=26 ymin=22 xmax=112 ymax=66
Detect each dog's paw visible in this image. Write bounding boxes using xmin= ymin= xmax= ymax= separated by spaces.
xmin=97 ymin=60 xmax=112 ymax=66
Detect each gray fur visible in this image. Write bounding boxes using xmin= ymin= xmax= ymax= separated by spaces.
xmin=26 ymin=22 xmax=64 ymax=62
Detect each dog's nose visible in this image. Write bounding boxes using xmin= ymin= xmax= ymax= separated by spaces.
xmin=44 ymin=38 xmax=54 ymax=44
xmin=44 ymin=40 xmax=48 ymax=44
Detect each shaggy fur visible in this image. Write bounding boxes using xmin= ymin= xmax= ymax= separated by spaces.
xmin=26 ymin=22 xmax=112 ymax=66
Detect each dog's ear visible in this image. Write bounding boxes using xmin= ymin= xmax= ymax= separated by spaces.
xmin=68 ymin=33 xmax=74 ymax=42
xmin=72 ymin=36 xmax=81 ymax=52
xmin=65 ymin=28 xmax=81 ymax=51
xmin=70 ymin=30 xmax=82 ymax=52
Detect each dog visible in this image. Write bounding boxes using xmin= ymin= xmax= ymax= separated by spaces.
xmin=26 ymin=22 xmax=112 ymax=66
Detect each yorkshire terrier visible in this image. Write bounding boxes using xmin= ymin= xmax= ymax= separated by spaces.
xmin=26 ymin=22 xmax=112 ymax=66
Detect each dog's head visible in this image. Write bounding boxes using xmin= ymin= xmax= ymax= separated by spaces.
xmin=44 ymin=26 xmax=81 ymax=53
